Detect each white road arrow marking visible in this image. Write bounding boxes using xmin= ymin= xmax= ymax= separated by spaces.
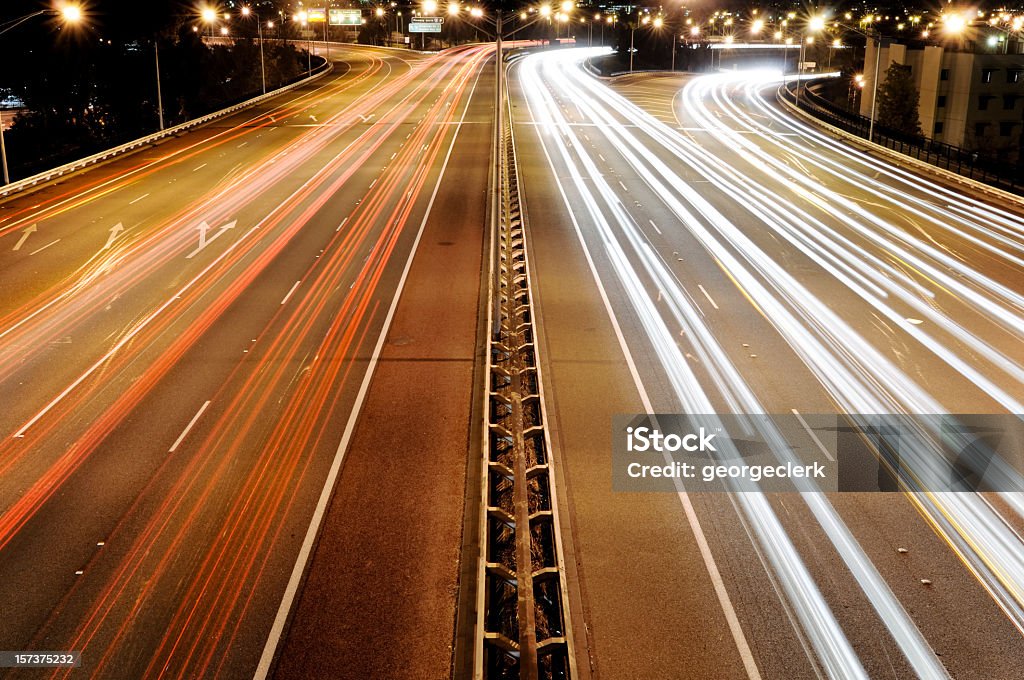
xmin=12 ymin=223 xmax=37 ymax=251
xmin=186 ymin=219 xmax=237 ymax=259
xmin=357 ymin=114 xmax=375 ymax=123
xmin=103 ymin=222 xmax=125 ymax=250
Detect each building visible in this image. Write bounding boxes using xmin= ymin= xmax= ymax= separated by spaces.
xmin=861 ymin=29 xmax=1024 ymax=161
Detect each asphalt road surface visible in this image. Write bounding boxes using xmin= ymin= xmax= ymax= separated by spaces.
xmin=512 ymin=47 xmax=1024 ymax=679
xmin=0 ymin=44 xmax=491 ymax=679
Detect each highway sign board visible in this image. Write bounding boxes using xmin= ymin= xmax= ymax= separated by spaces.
xmin=409 ymin=17 xmax=443 ymax=33
xmin=329 ymin=9 xmax=362 ymax=26
xmin=307 ymin=8 xmax=327 ymax=23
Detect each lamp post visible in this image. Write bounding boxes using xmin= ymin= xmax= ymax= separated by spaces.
xmin=241 ymin=7 xmax=266 ymax=94
xmin=201 ymin=7 xmax=217 ymax=37
xmin=795 ymin=15 xmax=825 ymax=109
xmin=0 ymin=4 xmax=82 ymax=185
xmin=154 ymin=40 xmax=165 ymax=130
xmin=834 ymin=20 xmax=887 ymax=143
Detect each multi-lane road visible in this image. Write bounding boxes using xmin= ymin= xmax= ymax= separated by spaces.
xmin=0 ymin=44 xmax=491 ymax=679
xmin=3 ymin=39 xmax=1024 ymax=680
xmin=514 ymin=48 xmax=1024 ymax=679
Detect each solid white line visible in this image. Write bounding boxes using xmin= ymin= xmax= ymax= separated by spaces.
xmin=791 ymin=409 xmax=835 ymax=462
xmin=698 ymin=284 xmax=719 ymax=310
xmin=253 ymin=59 xmax=484 ymax=680
xmin=168 ymin=400 xmax=211 ymax=453
xmin=29 ymin=239 xmax=60 ymax=256
xmin=280 ymin=281 xmax=301 ymax=305
xmin=648 ymin=219 xmax=662 ymax=235
xmin=129 ymin=193 xmax=150 ymax=204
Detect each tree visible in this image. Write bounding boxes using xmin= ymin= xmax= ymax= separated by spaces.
xmin=876 ymin=63 xmax=922 ymax=138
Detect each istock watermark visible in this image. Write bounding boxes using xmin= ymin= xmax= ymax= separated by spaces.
xmin=612 ymin=414 xmax=1024 ymax=494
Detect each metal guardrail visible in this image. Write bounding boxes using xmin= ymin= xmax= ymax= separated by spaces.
xmin=475 ymin=58 xmax=576 ymax=680
xmin=780 ymin=79 xmax=1023 ymax=195
xmin=0 ymin=58 xmax=332 ymax=200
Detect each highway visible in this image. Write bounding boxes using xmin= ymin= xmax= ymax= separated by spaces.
xmin=513 ymin=48 xmax=1024 ymax=679
xmin=5 ymin=36 xmax=1024 ymax=680
xmin=0 ymin=44 xmax=491 ymax=679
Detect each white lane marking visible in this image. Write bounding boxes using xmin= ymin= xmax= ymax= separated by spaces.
xmin=698 ymin=284 xmax=719 ymax=310
xmin=791 ymin=409 xmax=835 ymax=462
xmin=129 ymin=193 xmax=150 ymax=205
xmin=11 ymin=224 xmax=37 ymax=251
xmin=598 ymin=153 xmax=606 ymax=162
xmin=649 ymin=219 xmax=662 ymax=235
xmin=906 ymin=318 xmax=923 ymax=325
xmin=280 ymin=281 xmax=301 ymax=305
xmin=618 ymin=180 xmax=628 ymax=192
xmin=369 ymin=179 xmax=377 ymax=189
xmin=238 ymin=141 xmax=248 ymax=148
xmin=336 ymin=217 xmax=348 ymax=233
xmin=29 ymin=239 xmax=60 ymax=256
xmin=254 ymin=58 xmax=484 ymax=680
xmin=168 ymin=400 xmax=211 ymax=453
xmin=193 ymin=163 xmax=207 ymax=172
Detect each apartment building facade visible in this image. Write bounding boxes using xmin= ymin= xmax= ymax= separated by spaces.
xmin=861 ymin=33 xmax=1024 ymax=161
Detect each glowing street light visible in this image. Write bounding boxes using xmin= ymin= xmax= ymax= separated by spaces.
xmin=794 ymin=14 xmax=827 ymax=107
xmin=0 ymin=2 xmax=84 ymax=183
xmin=61 ymin=4 xmax=82 ymax=23
xmin=944 ymin=13 xmax=968 ymax=34
xmin=751 ymin=18 xmax=764 ymax=35
xmin=240 ymin=6 xmax=267 ymax=94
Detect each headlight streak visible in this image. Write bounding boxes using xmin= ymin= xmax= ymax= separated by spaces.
xmin=585 ymin=55 xmax=1024 ymax=634
xmin=675 ymin=73 xmax=1024 ymax=631
xmin=716 ymin=75 xmax=1024 ymax=316
xmin=534 ymin=50 xmax=1024 ymax=643
xmin=520 ymin=46 xmax=1024 ymax=675
xmin=526 ymin=50 xmax=907 ymax=680
xmin=652 ymin=76 xmax=1024 ymax=408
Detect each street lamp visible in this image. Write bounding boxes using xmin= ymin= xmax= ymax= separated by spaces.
xmin=0 ymin=2 xmax=83 ymax=184
xmin=240 ymin=7 xmax=267 ymax=94
xmin=629 ymin=14 xmax=651 ymax=72
xmin=795 ymin=15 xmax=826 ymax=108
xmin=832 ymin=19 xmax=888 ymax=143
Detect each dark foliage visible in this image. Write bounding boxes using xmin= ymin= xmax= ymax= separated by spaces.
xmin=0 ymin=1 xmax=306 ymax=180
xmin=876 ymin=62 xmax=923 ymax=138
